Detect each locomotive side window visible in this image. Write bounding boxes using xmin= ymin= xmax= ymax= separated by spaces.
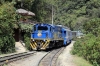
xmin=34 ymin=26 xmax=36 ymax=31
xmin=68 ymin=31 xmax=70 ymax=36
xmin=38 ymin=26 xmax=48 ymax=30
xmin=64 ymin=31 xmax=66 ymax=33
xmin=50 ymin=27 xmax=53 ymax=32
xmin=63 ymin=31 xmax=66 ymax=37
xmin=50 ymin=27 xmax=51 ymax=31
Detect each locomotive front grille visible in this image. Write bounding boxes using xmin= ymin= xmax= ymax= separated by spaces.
xmin=30 ymin=40 xmax=37 ymax=50
xmin=30 ymin=39 xmax=50 ymax=50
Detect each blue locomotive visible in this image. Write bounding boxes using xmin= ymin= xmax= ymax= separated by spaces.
xmin=30 ymin=23 xmax=72 ymax=50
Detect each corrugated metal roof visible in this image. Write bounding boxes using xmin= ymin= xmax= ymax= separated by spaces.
xmin=16 ymin=9 xmax=35 ymax=16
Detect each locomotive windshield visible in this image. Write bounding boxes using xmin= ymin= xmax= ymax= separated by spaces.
xmin=38 ymin=26 xmax=48 ymax=30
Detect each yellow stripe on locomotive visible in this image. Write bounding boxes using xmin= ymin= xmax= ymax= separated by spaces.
xmin=30 ymin=39 xmax=50 ymax=50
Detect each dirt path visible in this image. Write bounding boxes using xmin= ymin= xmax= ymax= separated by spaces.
xmin=15 ymin=42 xmax=27 ymax=53
xmin=57 ymin=41 xmax=76 ymax=66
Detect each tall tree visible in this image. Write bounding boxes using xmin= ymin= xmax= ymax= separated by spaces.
xmin=0 ymin=2 xmax=18 ymax=53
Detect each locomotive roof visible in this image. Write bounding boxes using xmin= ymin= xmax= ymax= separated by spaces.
xmin=34 ymin=23 xmax=53 ymax=27
xmin=34 ymin=23 xmax=71 ymax=30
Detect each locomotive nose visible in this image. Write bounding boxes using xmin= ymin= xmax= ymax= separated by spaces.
xmin=37 ymin=33 xmax=42 ymax=37
xmin=37 ymin=42 xmax=41 ymax=46
xmin=37 ymin=41 xmax=42 ymax=50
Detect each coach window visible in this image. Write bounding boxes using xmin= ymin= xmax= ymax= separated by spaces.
xmin=50 ymin=27 xmax=52 ymax=32
xmin=64 ymin=31 xmax=66 ymax=33
xmin=64 ymin=31 xmax=66 ymax=36
xmin=68 ymin=31 xmax=70 ymax=36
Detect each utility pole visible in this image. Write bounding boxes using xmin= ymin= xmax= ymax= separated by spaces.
xmin=21 ymin=0 xmax=23 ymax=8
xmin=52 ymin=6 xmax=53 ymax=25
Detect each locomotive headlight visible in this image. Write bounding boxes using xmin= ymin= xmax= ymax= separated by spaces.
xmin=43 ymin=39 xmax=45 ymax=41
xmin=38 ymin=33 xmax=42 ymax=37
xmin=33 ymin=39 xmax=34 ymax=41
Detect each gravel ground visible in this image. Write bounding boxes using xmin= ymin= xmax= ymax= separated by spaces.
xmin=7 ymin=41 xmax=75 ymax=66
xmin=15 ymin=42 xmax=27 ymax=53
xmin=7 ymin=52 xmax=48 ymax=66
xmin=57 ymin=41 xmax=76 ymax=66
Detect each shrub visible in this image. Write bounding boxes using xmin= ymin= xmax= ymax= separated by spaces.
xmin=24 ymin=33 xmax=32 ymax=50
xmin=72 ymin=34 xmax=100 ymax=66
xmin=0 ymin=3 xmax=17 ymax=54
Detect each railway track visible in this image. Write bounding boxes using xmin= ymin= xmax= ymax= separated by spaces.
xmin=0 ymin=51 xmax=36 ymax=66
xmin=38 ymin=47 xmax=65 ymax=66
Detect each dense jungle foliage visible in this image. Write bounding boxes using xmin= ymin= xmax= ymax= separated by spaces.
xmin=0 ymin=0 xmax=100 ymax=65
xmin=0 ymin=2 xmax=17 ymax=54
xmin=72 ymin=18 xmax=100 ymax=66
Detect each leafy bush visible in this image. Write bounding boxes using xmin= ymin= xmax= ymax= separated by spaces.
xmin=0 ymin=35 xmax=15 ymax=53
xmin=83 ymin=18 xmax=100 ymax=36
xmin=72 ymin=17 xmax=100 ymax=66
xmin=72 ymin=34 xmax=100 ymax=66
xmin=24 ymin=33 xmax=32 ymax=50
xmin=0 ymin=3 xmax=17 ymax=54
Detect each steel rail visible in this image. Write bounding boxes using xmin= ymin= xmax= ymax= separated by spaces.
xmin=38 ymin=47 xmax=65 ymax=66
xmin=0 ymin=51 xmax=36 ymax=65
xmin=37 ymin=51 xmax=50 ymax=66
xmin=50 ymin=47 xmax=65 ymax=66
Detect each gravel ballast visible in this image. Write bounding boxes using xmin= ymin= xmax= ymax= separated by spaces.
xmin=8 ymin=52 xmax=48 ymax=66
xmin=7 ymin=41 xmax=76 ymax=66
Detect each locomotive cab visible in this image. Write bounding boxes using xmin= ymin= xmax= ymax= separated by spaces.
xmin=30 ymin=23 xmax=53 ymax=50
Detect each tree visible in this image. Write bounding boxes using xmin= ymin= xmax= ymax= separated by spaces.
xmin=0 ymin=2 xmax=18 ymax=53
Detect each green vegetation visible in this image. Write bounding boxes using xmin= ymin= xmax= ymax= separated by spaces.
xmin=72 ymin=18 xmax=100 ymax=66
xmin=24 ymin=33 xmax=32 ymax=50
xmin=19 ymin=23 xmax=33 ymax=32
xmin=73 ymin=55 xmax=93 ymax=66
xmin=72 ymin=34 xmax=100 ymax=66
xmin=0 ymin=2 xmax=18 ymax=54
xmin=0 ymin=1 xmax=100 ymax=66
